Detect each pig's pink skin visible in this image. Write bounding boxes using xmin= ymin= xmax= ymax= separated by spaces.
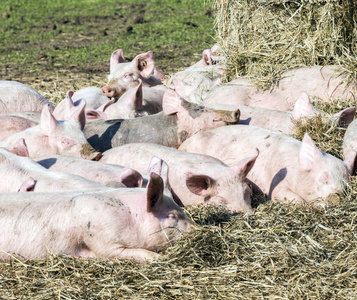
xmin=342 ymin=119 xmax=357 ymax=174
xmin=100 ymin=143 xmax=257 ymax=212
xmin=72 ymin=86 xmax=111 ymax=110
xmin=204 ymin=66 xmax=357 ymax=111
xmin=36 ymin=155 xmax=144 ymax=188
xmin=0 ymin=103 xmax=101 ymax=160
xmin=179 ymin=125 xmax=351 ymax=205
xmin=206 ymin=92 xmax=356 ymax=135
xmin=0 ymin=172 xmax=193 ymax=261
xmin=0 ymin=147 xmax=106 ymax=192
xmin=0 ymin=81 xmax=54 ymax=113
xmin=103 ymin=49 xmax=163 ymax=101
xmin=0 ymin=115 xmax=38 ymax=142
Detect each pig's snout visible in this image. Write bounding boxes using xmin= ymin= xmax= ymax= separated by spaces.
xmin=102 ymin=86 xmax=116 ymax=98
xmin=213 ymin=109 xmax=240 ymax=125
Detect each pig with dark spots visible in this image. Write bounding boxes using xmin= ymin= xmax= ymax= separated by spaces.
xmin=36 ymin=155 xmax=144 ymax=188
xmin=0 ymin=102 xmax=101 ymax=160
xmin=179 ymin=125 xmax=353 ymax=206
xmin=0 ymin=159 xmax=193 ymax=262
xmin=0 ymin=80 xmax=54 ymax=113
xmin=100 ymin=143 xmax=258 ymax=212
xmin=84 ymin=89 xmax=240 ymax=152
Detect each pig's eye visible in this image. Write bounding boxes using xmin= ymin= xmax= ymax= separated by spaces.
xmin=61 ymin=139 xmax=75 ymax=149
xmin=167 ymin=213 xmax=177 ymax=220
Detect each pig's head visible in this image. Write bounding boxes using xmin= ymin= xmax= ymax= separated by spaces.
xmin=94 ymin=80 xmax=144 ymax=120
xmin=103 ymin=50 xmax=155 ymax=100
xmin=140 ymin=158 xmax=193 ymax=251
xmin=40 ymin=103 xmax=101 ymax=160
xmin=297 ymin=133 xmax=350 ymax=204
xmin=162 ymin=89 xmax=240 ymax=144
xmin=185 ymin=152 xmax=258 ymax=212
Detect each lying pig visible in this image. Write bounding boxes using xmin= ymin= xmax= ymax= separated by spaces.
xmin=36 ymin=155 xmax=143 ymax=188
xmin=204 ymin=65 xmax=357 ymax=111
xmin=0 ymin=114 xmax=39 ymax=142
xmin=100 ymin=143 xmax=258 ymax=212
xmin=0 ymin=80 xmax=54 ymax=113
xmin=0 ymin=102 xmax=101 ymax=160
xmin=0 ymin=159 xmax=193 ymax=262
xmin=179 ymin=125 xmax=353 ymax=205
xmin=342 ymin=118 xmax=357 ymax=174
xmin=206 ymin=92 xmax=355 ymax=135
xmin=72 ymin=86 xmax=112 ymax=110
xmin=0 ymin=146 xmax=109 ymax=192
xmin=84 ymin=89 xmax=239 ymax=152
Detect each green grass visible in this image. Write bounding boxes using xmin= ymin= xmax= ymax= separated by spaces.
xmin=0 ymin=0 xmax=215 ymax=78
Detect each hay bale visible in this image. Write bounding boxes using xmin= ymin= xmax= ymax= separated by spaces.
xmin=214 ymin=0 xmax=357 ymax=89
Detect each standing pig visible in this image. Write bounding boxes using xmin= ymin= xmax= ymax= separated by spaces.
xmin=179 ymin=125 xmax=353 ymax=205
xmin=84 ymin=89 xmax=239 ymax=152
xmin=100 ymin=143 xmax=258 ymax=212
xmin=0 ymin=102 xmax=101 ymax=160
xmin=36 ymin=155 xmax=143 ymax=188
xmin=0 ymin=159 xmax=193 ymax=262
xmin=0 ymin=80 xmax=54 ymax=113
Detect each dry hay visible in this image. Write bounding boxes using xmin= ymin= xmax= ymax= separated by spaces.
xmin=0 ymin=199 xmax=356 ymax=299
xmin=213 ymin=0 xmax=357 ymax=89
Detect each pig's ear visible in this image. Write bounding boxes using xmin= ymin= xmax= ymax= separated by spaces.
xmin=186 ymin=172 xmax=214 ymax=196
xmin=132 ymin=51 xmax=155 ymax=78
xmin=53 ymin=90 xmax=75 ymax=120
xmin=202 ymin=48 xmax=213 ymax=65
xmin=299 ymin=133 xmax=323 ymax=171
xmin=68 ymin=99 xmax=86 ymax=130
xmin=119 ymin=80 xmax=143 ymax=110
xmin=120 ymin=167 xmax=144 ymax=188
xmin=231 ymin=149 xmax=259 ymax=179
xmin=343 ymin=150 xmax=357 ymax=175
xmin=292 ymin=92 xmax=316 ymax=119
xmin=40 ymin=104 xmax=60 ymax=135
xmin=171 ymin=76 xmax=189 ymax=97
xmin=147 ymin=171 xmax=164 ymax=212
xmin=18 ymin=177 xmax=36 ymax=192
xmin=149 ymin=156 xmax=171 ymax=192
xmin=110 ymin=49 xmax=125 ymax=73
xmin=7 ymin=138 xmax=29 ymax=157
xmin=333 ymin=107 xmax=356 ymax=128
xmin=162 ymin=89 xmax=183 ymax=115
xmin=85 ymin=109 xmax=108 ymax=120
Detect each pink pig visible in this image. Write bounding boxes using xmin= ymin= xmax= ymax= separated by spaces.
xmin=0 ymin=158 xmax=193 ymax=262
xmin=0 ymin=80 xmax=54 ymax=113
xmin=179 ymin=125 xmax=353 ymax=205
xmin=0 ymin=102 xmax=101 ymax=160
xmin=100 ymin=143 xmax=258 ymax=212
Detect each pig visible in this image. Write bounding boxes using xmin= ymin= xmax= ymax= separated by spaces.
xmin=102 ymin=49 xmax=163 ymax=100
xmin=206 ymin=92 xmax=356 ymax=135
xmin=179 ymin=125 xmax=353 ymax=205
xmin=100 ymin=143 xmax=258 ymax=212
xmin=0 ymin=80 xmax=54 ymax=113
xmin=72 ymin=86 xmax=112 ymax=110
xmin=342 ymin=119 xmax=357 ymax=174
xmin=0 ymin=102 xmax=101 ymax=160
xmin=203 ymin=65 xmax=357 ymax=111
xmin=36 ymin=155 xmax=144 ymax=188
xmin=84 ymin=89 xmax=240 ymax=152
xmin=94 ymin=80 xmax=162 ymax=119
xmin=0 ymin=114 xmax=39 ymax=142
xmin=0 ymin=146 xmax=108 ymax=192
xmin=0 ymin=159 xmax=193 ymax=262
